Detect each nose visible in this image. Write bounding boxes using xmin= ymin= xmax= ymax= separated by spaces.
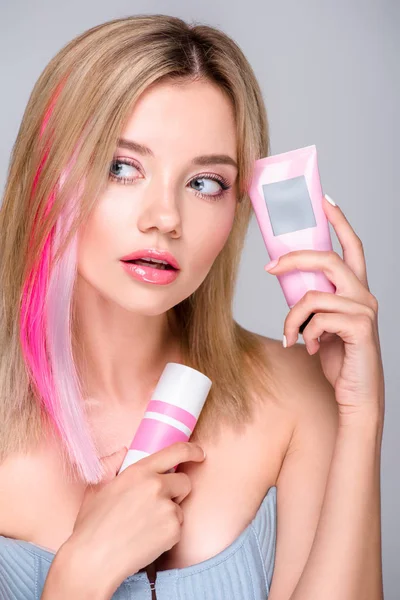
xmin=137 ymin=182 xmax=182 ymax=238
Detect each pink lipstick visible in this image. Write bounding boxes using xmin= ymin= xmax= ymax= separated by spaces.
xmin=120 ymin=247 xmax=180 ymax=285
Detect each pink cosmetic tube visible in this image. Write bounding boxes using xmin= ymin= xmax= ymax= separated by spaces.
xmin=118 ymin=363 xmax=212 ymax=475
xmin=248 ymin=144 xmax=336 ymax=332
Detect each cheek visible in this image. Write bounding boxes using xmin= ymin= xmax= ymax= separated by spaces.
xmin=78 ymin=189 xmax=131 ymax=253
xmin=189 ymin=208 xmax=235 ymax=271
xmin=77 ymin=220 xmax=106 ymax=273
xmin=77 ymin=201 xmax=123 ymax=275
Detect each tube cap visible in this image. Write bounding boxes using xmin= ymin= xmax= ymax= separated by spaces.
xmin=151 ymin=363 xmax=212 ymax=419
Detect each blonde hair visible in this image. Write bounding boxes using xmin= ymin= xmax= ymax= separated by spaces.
xmin=0 ymin=14 xmax=276 ymax=484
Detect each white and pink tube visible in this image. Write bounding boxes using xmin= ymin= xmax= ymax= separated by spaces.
xmin=118 ymin=363 xmax=212 ymax=475
xmin=248 ymin=144 xmax=336 ymax=330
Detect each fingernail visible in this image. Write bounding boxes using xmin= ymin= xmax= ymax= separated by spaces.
xmin=265 ymin=258 xmax=279 ymax=272
xmin=203 ymin=448 xmax=206 ymax=459
xmin=283 ymin=334 xmax=287 ymax=348
xmin=325 ymin=194 xmax=337 ymax=207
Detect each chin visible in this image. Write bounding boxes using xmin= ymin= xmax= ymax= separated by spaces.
xmin=110 ymin=290 xmax=183 ymax=316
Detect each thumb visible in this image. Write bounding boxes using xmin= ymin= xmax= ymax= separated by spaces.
xmin=99 ymin=446 xmax=128 ymax=484
xmin=74 ymin=446 xmax=129 ymax=526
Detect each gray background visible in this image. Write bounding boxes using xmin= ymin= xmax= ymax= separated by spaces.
xmin=1 ymin=0 xmax=398 ymax=596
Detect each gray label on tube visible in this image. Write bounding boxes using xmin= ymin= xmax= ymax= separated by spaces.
xmin=261 ymin=175 xmax=316 ymax=236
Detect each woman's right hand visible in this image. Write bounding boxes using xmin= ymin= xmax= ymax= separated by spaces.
xmin=66 ymin=441 xmax=206 ymax=594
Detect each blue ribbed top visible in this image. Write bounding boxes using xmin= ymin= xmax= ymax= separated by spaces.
xmin=0 ymin=485 xmax=276 ymax=599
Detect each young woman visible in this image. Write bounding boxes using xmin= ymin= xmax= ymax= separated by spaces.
xmin=0 ymin=14 xmax=384 ymax=600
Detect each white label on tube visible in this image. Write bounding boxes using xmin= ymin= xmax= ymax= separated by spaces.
xmin=143 ymin=411 xmax=192 ymax=436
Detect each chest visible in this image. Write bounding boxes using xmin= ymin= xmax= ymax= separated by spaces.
xmin=0 ymin=401 xmax=288 ymax=570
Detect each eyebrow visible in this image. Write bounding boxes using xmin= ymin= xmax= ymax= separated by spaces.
xmin=117 ymin=138 xmax=238 ymax=170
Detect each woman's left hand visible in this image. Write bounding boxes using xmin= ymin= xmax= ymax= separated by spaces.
xmin=264 ymin=195 xmax=385 ymax=421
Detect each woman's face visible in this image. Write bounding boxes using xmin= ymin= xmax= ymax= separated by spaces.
xmin=77 ymin=79 xmax=238 ymax=315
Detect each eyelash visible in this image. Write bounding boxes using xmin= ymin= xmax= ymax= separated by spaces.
xmin=108 ymin=158 xmax=232 ymax=201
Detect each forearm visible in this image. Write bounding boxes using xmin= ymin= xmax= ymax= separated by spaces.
xmin=41 ymin=538 xmax=116 ymax=600
xmin=289 ymin=409 xmax=384 ymax=600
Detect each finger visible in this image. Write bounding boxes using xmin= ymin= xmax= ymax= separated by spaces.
xmin=81 ymin=447 xmax=128 ymax=509
xmin=175 ymin=502 xmax=184 ymax=525
xmin=265 ymin=249 xmax=368 ymax=299
xmin=138 ymin=442 xmax=205 ymax=475
xmin=284 ymin=290 xmax=377 ymax=346
xmin=322 ymin=195 xmax=369 ymax=288
xmin=163 ymin=471 xmax=192 ymax=504
xmin=99 ymin=447 xmax=128 ymax=484
xmin=301 ymin=311 xmax=375 ymax=355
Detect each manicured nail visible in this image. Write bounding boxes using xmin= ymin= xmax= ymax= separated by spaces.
xmin=265 ymin=258 xmax=279 ymax=272
xmin=283 ymin=334 xmax=287 ymax=348
xmin=325 ymin=194 xmax=337 ymax=207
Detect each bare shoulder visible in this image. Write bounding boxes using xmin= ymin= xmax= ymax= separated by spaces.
xmin=250 ymin=331 xmax=339 ymax=460
xmin=253 ymin=333 xmax=339 ymax=598
xmin=0 ymin=450 xmax=43 ymax=538
xmin=0 ymin=435 xmax=78 ymax=542
xmin=261 ymin=333 xmax=339 ymax=477
xmin=257 ymin=332 xmax=338 ymax=436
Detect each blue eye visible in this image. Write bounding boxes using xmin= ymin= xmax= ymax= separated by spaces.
xmin=189 ymin=177 xmax=225 ymax=197
xmin=189 ymin=174 xmax=230 ymax=201
xmin=109 ymin=159 xmax=139 ymax=183
xmin=108 ymin=159 xmax=231 ymax=201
